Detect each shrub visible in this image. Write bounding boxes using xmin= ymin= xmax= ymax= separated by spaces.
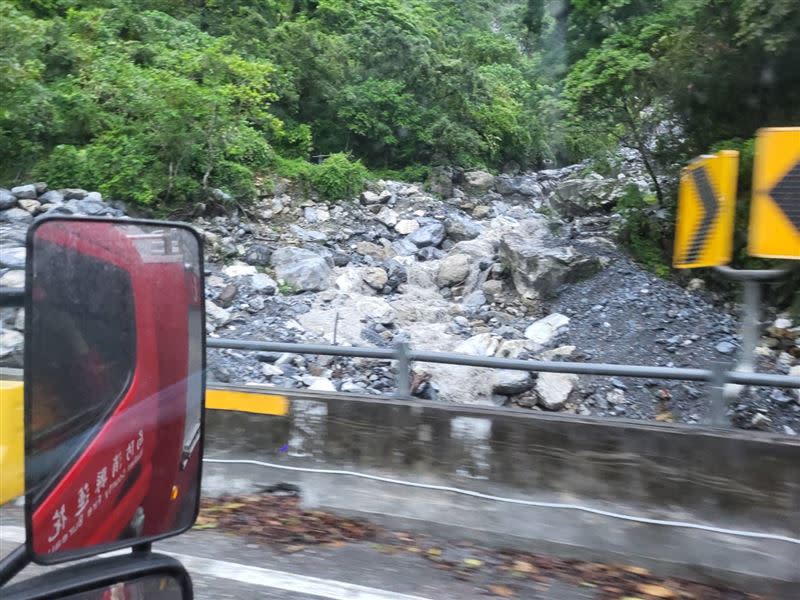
xmin=308 ymin=152 xmax=368 ymax=201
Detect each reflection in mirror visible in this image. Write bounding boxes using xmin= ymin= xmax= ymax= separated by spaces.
xmin=59 ymin=573 xmax=185 ymax=600
xmin=25 ymin=219 xmax=205 ymax=563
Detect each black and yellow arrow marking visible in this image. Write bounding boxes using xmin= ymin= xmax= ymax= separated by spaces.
xmin=749 ymin=128 xmax=800 ymax=259
xmin=673 ymin=150 xmax=738 ymax=269
xmin=683 ymin=167 xmax=720 ymax=264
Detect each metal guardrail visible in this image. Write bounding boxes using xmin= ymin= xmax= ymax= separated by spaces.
xmin=208 ymin=337 xmax=800 ymax=426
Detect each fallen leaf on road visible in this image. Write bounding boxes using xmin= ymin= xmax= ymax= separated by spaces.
xmin=636 ymin=583 xmax=676 ymax=598
xmin=463 ymin=558 xmax=483 ymax=568
xmin=511 ymin=560 xmax=537 ymax=574
xmin=487 ymin=584 xmax=515 ymax=597
xmin=623 ymin=566 xmax=650 ymax=576
xmin=284 ymin=545 xmax=305 ymax=553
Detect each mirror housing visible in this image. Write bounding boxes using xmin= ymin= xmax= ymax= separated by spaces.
xmin=2 ymin=553 xmax=193 ymax=599
xmin=23 ymin=216 xmax=205 ymax=564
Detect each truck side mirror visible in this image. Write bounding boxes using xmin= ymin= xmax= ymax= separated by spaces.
xmin=2 ymin=553 xmax=193 ymax=599
xmin=24 ymin=217 xmax=205 ymax=564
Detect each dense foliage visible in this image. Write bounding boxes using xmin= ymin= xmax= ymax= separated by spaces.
xmin=2 ymin=0 xmax=799 ymax=220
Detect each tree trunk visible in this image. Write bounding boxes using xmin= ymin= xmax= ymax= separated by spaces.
xmin=623 ymin=101 xmax=665 ymax=206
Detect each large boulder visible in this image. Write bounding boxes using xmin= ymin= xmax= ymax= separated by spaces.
xmin=436 ymin=253 xmax=471 ymax=287
xmin=0 ymin=208 xmax=33 ymax=224
xmin=462 ymin=170 xmax=495 ymax=195
xmin=494 ymin=175 xmax=543 ymax=197
xmin=445 ymin=213 xmax=483 ymax=242
xmin=408 ymin=222 xmax=445 ymax=248
xmin=549 ymin=176 xmax=618 ymax=217
xmin=427 ymin=166 xmax=454 ymax=198
xmin=10 ymin=184 xmax=37 ymax=199
xmin=271 ymin=246 xmax=331 ymax=292
xmin=0 ymin=189 xmax=17 ymax=209
xmin=500 ymin=219 xmax=604 ymax=301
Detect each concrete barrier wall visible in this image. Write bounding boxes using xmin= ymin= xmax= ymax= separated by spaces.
xmin=203 ymin=387 xmax=800 ymax=593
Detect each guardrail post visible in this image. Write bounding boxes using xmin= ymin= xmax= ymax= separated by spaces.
xmin=708 ymin=361 xmax=729 ymax=428
xmin=395 ymin=342 xmax=411 ymax=398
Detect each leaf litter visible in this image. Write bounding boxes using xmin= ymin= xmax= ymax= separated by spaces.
xmin=196 ymin=495 xmax=766 ymax=599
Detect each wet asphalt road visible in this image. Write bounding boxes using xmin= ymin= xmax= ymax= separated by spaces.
xmin=1 ymin=505 xmax=596 ymax=599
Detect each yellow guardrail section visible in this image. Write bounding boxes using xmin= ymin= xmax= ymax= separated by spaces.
xmin=0 ymin=380 xmax=25 ymax=505
xmin=0 ymin=380 xmax=287 ymax=505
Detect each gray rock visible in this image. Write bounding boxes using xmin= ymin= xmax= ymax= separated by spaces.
xmin=455 ymin=333 xmax=499 ymax=356
xmin=0 ymin=329 xmax=24 ymax=366
xmin=416 ymin=246 xmax=443 ymax=261
xmin=536 ymin=372 xmax=577 ymax=410
xmin=462 ymin=170 xmax=495 ymax=195
xmin=436 ymin=253 xmax=471 ymax=287
xmin=395 ymin=219 xmax=420 ymax=235
xmin=62 ymin=188 xmax=89 ymax=200
xmin=271 ymin=246 xmax=331 ymax=292
xmin=481 ymin=279 xmax=503 ymax=299
xmin=0 ymin=270 xmax=25 ymax=288
xmin=66 ymin=199 xmax=119 ymax=216
xmin=244 ymin=244 xmax=272 ymax=266
xmin=251 ymin=273 xmax=277 ymax=294
xmin=0 ymin=208 xmax=33 ymax=224
xmin=445 ymin=213 xmax=482 ymax=241
xmin=408 ymin=222 xmax=445 ymax=247
xmin=524 ymin=313 xmax=570 ymax=345
xmin=461 ymin=290 xmax=486 ymax=311
xmin=715 ymin=341 xmax=736 ymax=355
xmin=427 ymin=166 xmax=454 ymax=198
xmin=289 ymin=225 xmax=327 ymax=243
xmin=262 ymin=363 xmax=283 ymax=377
xmin=749 ymin=413 xmax=771 ymax=430
xmin=216 ymin=283 xmax=238 ymax=308
xmin=205 ymin=300 xmax=231 ymax=327
xmin=376 ymin=207 xmax=399 ymax=227
xmin=84 ymin=191 xmax=102 ymax=202
xmin=550 ymin=177 xmax=617 ymax=217
xmin=0 ymin=247 xmax=26 ymax=268
xmin=307 ymin=377 xmax=337 ymax=392
xmin=500 ymin=219 xmax=603 ymax=301
xmin=10 ymin=184 xmax=37 ymax=199
xmin=361 ymin=190 xmax=391 ymax=205
xmin=18 ymin=199 xmax=41 ymax=214
xmin=391 ymin=238 xmax=418 ymax=256
xmin=362 ymin=267 xmax=389 ymax=290
xmin=39 ymin=190 xmax=64 ymax=205
xmin=355 ymin=241 xmax=385 ymax=260
xmin=0 ymin=189 xmax=17 ymax=209
xmin=494 ymin=175 xmax=542 ymax=197
xmin=493 ymin=370 xmax=533 ymax=395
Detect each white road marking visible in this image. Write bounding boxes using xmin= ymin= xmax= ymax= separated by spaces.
xmin=0 ymin=526 xmax=433 ymax=600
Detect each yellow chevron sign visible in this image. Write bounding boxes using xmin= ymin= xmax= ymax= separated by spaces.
xmin=673 ymin=150 xmax=739 ymax=269
xmin=749 ymin=128 xmax=800 ymax=259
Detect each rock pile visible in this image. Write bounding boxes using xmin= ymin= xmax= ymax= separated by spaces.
xmin=2 ymin=154 xmax=798 ymax=434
